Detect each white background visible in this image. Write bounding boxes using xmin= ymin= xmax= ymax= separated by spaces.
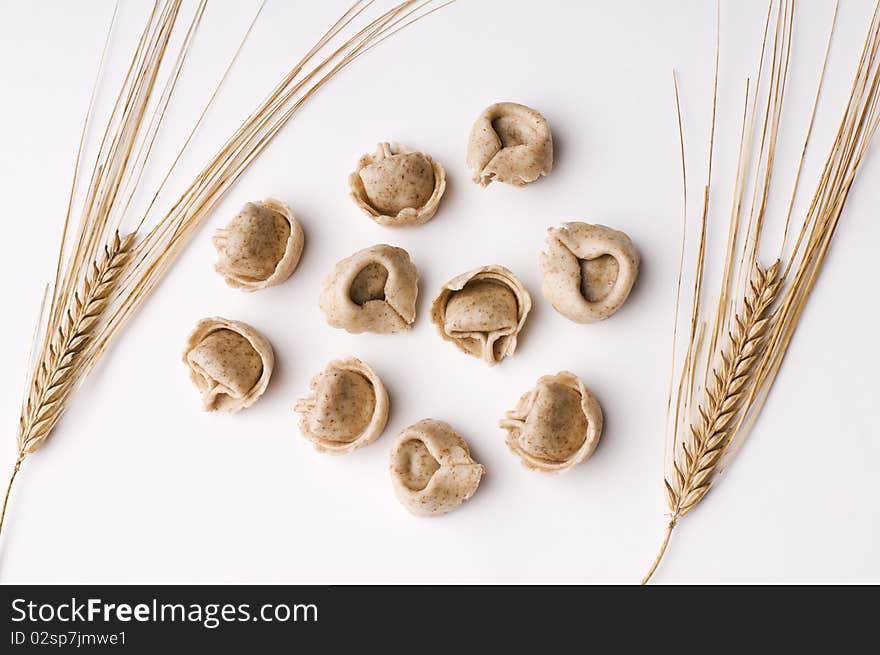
xmin=0 ymin=0 xmax=877 ymax=584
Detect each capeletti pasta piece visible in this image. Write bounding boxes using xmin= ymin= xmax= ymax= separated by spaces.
xmin=213 ymin=199 xmax=304 ymax=291
xmin=389 ymin=419 xmax=485 ymax=517
xmin=466 ymin=102 xmax=553 ymax=187
xmin=349 ymin=142 xmax=446 ymax=227
xmin=294 ymin=357 xmax=389 ymax=455
xmin=320 ymin=244 xmax=418 ymax=334
xmin=183 ymin=317 xmax=274 ymax=413
xmin=431 ymin=265 xmax=531 ymax=365
xmin=540 ymin=222 xmax=640 ymax=323
xmin=500 ymin=371 xmax=602 ymax=473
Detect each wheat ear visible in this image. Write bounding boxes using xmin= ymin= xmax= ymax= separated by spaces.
xmin=642 ymin=261 xmax=781 ymax=584
xmin=0 ymin=232 xmax=135 ymax=538
xmin=644 ymin=0 xmax=880 ymax=583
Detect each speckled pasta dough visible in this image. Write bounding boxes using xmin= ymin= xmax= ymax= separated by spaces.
xmin=389 ymin=419 xmax=484 ymax=517
xmin=349 ymin=142 xmax=446 ymax=227
xmin=294 ymin=357 xmax=389 ymax=455
xmin=500 ymin=371 xmax=603 ymax=473
xmin=213 ymin=199 xmax=304 ymax=291
xmin=431 ymin=265 xmax=531 ymax=365
xmin=183 ymin=317 xmax=274 ymax=413
xmin=540 ymin=222 xmax=640 ymax=323
xmin=320 ymin=244 xmax=418 ymax=334
xmin=467 ymin=102 xmax=553 ymax=187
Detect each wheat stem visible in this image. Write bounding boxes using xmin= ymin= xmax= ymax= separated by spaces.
xmin=641 ymin=519 xmax=676 ymax=585
xmin=0 ymin=455 xmax=25 ymax=542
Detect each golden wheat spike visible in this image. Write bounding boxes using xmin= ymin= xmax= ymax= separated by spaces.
xmin=3 ymin=230 xmax=135 ymax=538
xmin=17 ymin=232 xmax=137 ymax=457
xmin=669 ymin=262 xmax=781 ymax=517
xmin=645 ymin=262 xmax=781 ymax=584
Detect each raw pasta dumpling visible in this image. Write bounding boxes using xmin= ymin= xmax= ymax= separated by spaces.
xmin=500 ymin=371 xmax=603 ymax=473
xmin=349 ymin=142 xmax=446 ymax=227
xmin=540 ymin=222 xmax=639 ymax=323
xmin=431 ymin=265 xmax=531 ymax=365
xmin=320 ymin=244 xmax=418 ymax=334
xmin=183 ymin=317 xmax=274 ymax=413
xmin=294 ymin=357 xmax=389 ymax=454
xmin=389 ymin=419 xmax=484 ymax=517
xmin=467 ymin=102 xmax=553 ymax=187
xmin=213 ymin=199 xmax=304 ymax=291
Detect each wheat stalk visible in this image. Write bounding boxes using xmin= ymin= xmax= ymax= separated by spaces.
xmin=643 ymin=261 xmax=781 ymax=583
xmin=642 ymin=0 xmax=880 ymax=583
xmin=0 ymin=0 xmax=449 ymax=551
xmin=0 ymin=232 xmax=136 ymax=537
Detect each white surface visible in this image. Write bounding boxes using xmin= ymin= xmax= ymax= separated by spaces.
xmin=0 ymin=0 xmax=877 ymax=584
